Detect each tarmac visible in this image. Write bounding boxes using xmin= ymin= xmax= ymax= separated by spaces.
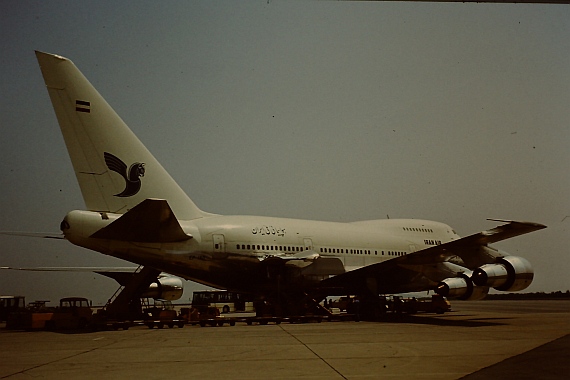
xmin=1 ymin=300 xmax=569 ymax=379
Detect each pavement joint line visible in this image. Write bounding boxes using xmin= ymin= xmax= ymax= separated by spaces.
xmin=278 ymin=324 xmax=348 ymax=380
xmin=0 ymin=338 xmax=118 ymax=379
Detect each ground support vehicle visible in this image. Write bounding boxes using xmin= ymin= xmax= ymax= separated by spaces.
xmin=191 ymin=291 xmax=254 ymax=314
xmin=183 ymin=306 xmax=233 ymax=327
xmin=145 ymin=308 xmax=185 ymax=329
xmin=328 ymin=296 xmax=355 ymax=312
xmin=6 ymin=297 xmax=93 ymax=331
xmin=89 ymin=310 xmax=133 ymax=331
xmin=5 ymin=300 xmax=54 ymax=330
xmin=45 ymin=297 xmax=93 ymax=330
xmin=144 ymin=300 xmax=185 ymax=329
xmin=400 ymin=295 xmax=451 ymax=314
xmin=197 ymin=316 xmax=236 ymax=327
xmin=1 ymin=296 xmax=26 ymax=322
xmin=239 ymin=316 xmax=282 ymax=325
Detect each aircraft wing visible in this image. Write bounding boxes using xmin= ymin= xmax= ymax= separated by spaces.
xmin=320 ymin=220 xmax=546 ymax=295
xmin=1 ymin=266 xmax=137 ymax=272
xmin=1 ymin=266 xmax=180 ymax=292
xmin=400 ymin=219 xmax=546 ymax=268
xmin=0 ymin=231 xmax=64 ymax=239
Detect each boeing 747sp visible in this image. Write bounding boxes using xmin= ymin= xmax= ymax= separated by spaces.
xmin=34 ymin=51 xmax=545 ymax=315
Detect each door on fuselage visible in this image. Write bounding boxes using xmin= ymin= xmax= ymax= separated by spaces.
xmin=213 ymin=234 xmax=226 ymax=258
xmin=303 ymin=238 xmax=313 ymax=251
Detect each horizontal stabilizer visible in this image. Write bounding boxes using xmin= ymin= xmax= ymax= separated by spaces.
xmin=91 ymin=199 xmax=192 ymax=242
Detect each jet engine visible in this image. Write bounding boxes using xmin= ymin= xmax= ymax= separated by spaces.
xmin=141 ymin=276 xmax=184 ymax=301
xmin=471 ymin=256 xmax=533 ymax=292
xmin=436 ymin=274 xmax=489 ymax=300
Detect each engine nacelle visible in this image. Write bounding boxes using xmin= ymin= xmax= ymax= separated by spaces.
xmin=471 ymin=256 xmax=533 ymax=292
xmin=436 ymin=274 xmax=489 ymax=300
xmin=141 ymin=276 xmax=184 ymax=301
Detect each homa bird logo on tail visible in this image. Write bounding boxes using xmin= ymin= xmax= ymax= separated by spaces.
xmin=104 ymin=152 xmax=145 ymax=197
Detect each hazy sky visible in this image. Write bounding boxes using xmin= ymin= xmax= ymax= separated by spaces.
xmin=1 ymin=1 xmax=568 ymax=305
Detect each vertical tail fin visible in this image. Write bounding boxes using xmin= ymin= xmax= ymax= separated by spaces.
xmin=35 ymin=51 xmax=206 ymax=219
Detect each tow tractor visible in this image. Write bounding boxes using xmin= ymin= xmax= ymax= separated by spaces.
xmin=144 ymin=300 xmax=185 ymax=329
xmin=6 ymin=297 xmax=93 ymax=330
xmin=45 ymin=297 xmax=93 ymax=330
xmin=399 ymin=295 xmax=451 ymax=314
xmin=182 ymin=305 xmax=234 ymax=327
xmin=1 ymin=296 xmax=26 ymax=322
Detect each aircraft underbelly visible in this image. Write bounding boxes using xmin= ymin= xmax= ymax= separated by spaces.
xmin=111 ymin=252 xmax=264 ymax=292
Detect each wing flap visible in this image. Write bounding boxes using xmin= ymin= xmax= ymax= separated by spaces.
xmin=320 ymin=258 xmax=426 ymax=295
xmin=90 ymin=198 xmax=192 ymax=242
xmin=264 ymin=250 xmax=320 ymax=261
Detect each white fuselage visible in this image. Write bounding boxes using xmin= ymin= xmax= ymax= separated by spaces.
xmin=62 ymin=210 xmax=460 ymax=290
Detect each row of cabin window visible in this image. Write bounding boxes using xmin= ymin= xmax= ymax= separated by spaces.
xmin=403 ymin=227 xmax=434 ymax=233
xmin=236 ymin=244 xmax=304 ymax=252
xmin=321 ymin=247 xmax=407 ymax=257
xmin=321 ymin=248 xmax=372 ymax=255
xmin=424 ymin=239 xmax=442 ymax=245
xmin=234 ymin=244 xmax=407 ymax=257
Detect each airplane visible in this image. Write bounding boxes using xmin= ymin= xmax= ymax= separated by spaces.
xmin=32 ymin=51 xmax=546 ymax=316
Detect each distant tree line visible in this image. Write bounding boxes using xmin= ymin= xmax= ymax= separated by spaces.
xmin=485 ymin=290 xmax=570 ymax=300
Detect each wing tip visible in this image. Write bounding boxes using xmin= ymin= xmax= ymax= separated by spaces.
xmin=487 ymin=218 xmax=547 ymax=229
